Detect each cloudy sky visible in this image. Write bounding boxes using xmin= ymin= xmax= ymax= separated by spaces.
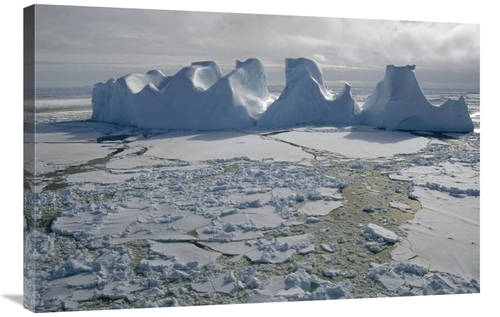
xmin=32 ymin=3 xmax=480 ymax=90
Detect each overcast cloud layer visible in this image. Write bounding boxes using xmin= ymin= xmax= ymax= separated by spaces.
xmin=33 ymin=4 xmax=479 ymax=89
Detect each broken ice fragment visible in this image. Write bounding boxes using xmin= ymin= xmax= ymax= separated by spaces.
xmin=274 ymin=285 xmax=305 ymax=297
xmin=320 ymin=243 xmax=337 ymax=253
xmin=323 ymin=268 xmax=342 ymax=278
xmin=299 ymin=200 xmax=343 ymax=216
xmin=191 ymin=271 xmax=241 ymax=296
xmin=362 ymin=223 xmax=399 ymax=243
xmin=362 ymin=205 xmax=377 ymax=213
xmin=306 ymin=217 xmax=321 ymax=223
xmin=390 ymin=201 xmax=413 ymax=213
xmin=377 ymin=272 xmax=406 ymax=292
xmin=147 ymin=242 xmax=221 ymax=268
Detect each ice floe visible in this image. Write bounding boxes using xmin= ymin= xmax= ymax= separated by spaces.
xmin=391 ymin=187 xmax=479 ymax=282
xmin=367 ymin=261 xmax=479 ymax=296
xmin=270 ymin=129 xmax=431 ymax=159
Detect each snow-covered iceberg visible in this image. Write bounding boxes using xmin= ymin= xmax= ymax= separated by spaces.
xmin=257 ymin=58 xmax=359 ymax=128
xmin=358 ymin=65 xmax=474 ymax=132
xmin=91 ymin=59 xmax=274 ymax=130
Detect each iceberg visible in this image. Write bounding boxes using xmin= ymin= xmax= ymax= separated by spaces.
xmin=91 ymin=59 xmax=274 ymax=130
xmin=91 ymin=59 xmax=473 ymax=133
xmin=257 ymin=57 xmax=359 ymax=128
xmin=358 ymin=65 xmax=474 ymax=132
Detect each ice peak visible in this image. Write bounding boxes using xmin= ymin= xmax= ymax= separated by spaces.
xmin=257 ymin=58 xmax=359 ymax=128
xmin=285 ymin=58 xmax=328 ymax=95
xmin=235 ymin=58 xmax=262 ymax=69
xmin=386 ymin=64 xmax=416 ymax=72
xmin=341 ymin=83 xmax=352 ymax=94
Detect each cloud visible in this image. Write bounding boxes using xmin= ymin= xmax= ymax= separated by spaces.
xmin=312 ymin=54 xmax=328 ymax=63
xmin=32 ymin=5 xmax=479 ymax=89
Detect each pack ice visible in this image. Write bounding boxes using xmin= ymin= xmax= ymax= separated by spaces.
xmin=91 ymin=59 xmax=473 ymax=133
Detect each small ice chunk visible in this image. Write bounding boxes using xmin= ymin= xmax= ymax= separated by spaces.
xmin=199 ymin=241 xmax=257 ymax=256
xmin=363 ymin=223 xmax=399 ymax=243
xmin=299 ymin=200 xmax=343 ymax=216
xmin=292 ymin=258 xmax=315 ymax=272
xmin=245 ymin=248 xmax=296 ymax=264
xmin=320 ymin=243 xmax=337 ymax=253
xmin=323 ymin=269 xmax=342 ymax=278
xmin=192 ymin=272 xmax=241 ymax=296
xmin=298 ymin=245 xmax=315 ymax=255
xmin=362 ymin=205 xmax=377 ymax=213
xmin=390 ymin=201 xmax=413 ymax=213
xmin=306 ymin=217 xmax=321 ymax=223
xmin=378 ymin=272 xmax=406 ymax=291
xmin=350 ymin=161 xmax=365 ymax=169
xmin=191 ymin=279 xmax=215 ymax=293
xmin=275 ymin=285 xmax=305 ymax=297
xmin=145 ymin=287 xmax=165 ymax=298
xmin=148 ymin=242 xmax=221 ymax=268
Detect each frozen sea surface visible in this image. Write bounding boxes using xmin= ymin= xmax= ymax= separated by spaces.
xmin=24 ymin=88 xmax=480 ymax=312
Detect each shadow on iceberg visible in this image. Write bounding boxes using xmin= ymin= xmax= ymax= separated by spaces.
xmin=91 ymin=59 xmax=474 ymax=134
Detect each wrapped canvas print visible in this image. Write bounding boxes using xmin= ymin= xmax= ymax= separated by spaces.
xmin=23 ymin=2 xmax=481 ymax=314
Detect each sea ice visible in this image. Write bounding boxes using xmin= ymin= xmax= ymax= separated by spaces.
xmin=299 ymin=200 xmax=343 ymax=216
xmin=389 ymin=201 xmax=413 ymax=213
xmin=389 ymin=162 xmax=480 ymax=196
xmin=139 ymin=131 xmax=313 ymax=162
xmin=32 ymin=142 xmax=117 ymax=175
xmin=391 ymin=187 xmax=479 ymax=282
xmin=191 ymin=271 xmax=241 ymax=296
xmin=367 ymin=262 xmax=478 ymax=295
xmin=248 ymin=269 xmax=353 ymax=302
xmin=26 ymin=83 xmax=480 ymax=311
xmin=66 ymin=170 xmax=139 ymax=184
xmin=244 ymin=234 xmax=313 ymax=264
xmin=271 ymin=129 xmax=431 ymax=159
xmin=145 ymin=241 xmax=221 ymax=269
